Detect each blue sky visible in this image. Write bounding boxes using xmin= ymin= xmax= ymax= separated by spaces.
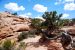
xmin=0 ymin=0 xmax=75 ymax=19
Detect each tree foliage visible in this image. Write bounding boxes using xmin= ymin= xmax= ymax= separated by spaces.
xmin=31 ymin=18 xmax=43 ymax=29
xmin=41 ymin=11 xmax=63 ymax=34
xmin=61 ymin=19 xmax=71 ymax=26
xmin=31 ymin=18 xmax=43 ymax=34
xmin=12 ymin=12 xmax=17 ymax=15
xmin=31 ymin=11 xmax=66 ymax=41
xmin=71 ymin=18 xmax=75 ymax=25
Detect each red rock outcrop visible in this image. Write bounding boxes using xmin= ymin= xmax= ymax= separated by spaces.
xmin=0 ymin=12 xmax=31 ymax=39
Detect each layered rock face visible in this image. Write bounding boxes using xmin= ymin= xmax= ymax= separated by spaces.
xmin=0 ymin=12 xmax=31 ymax=39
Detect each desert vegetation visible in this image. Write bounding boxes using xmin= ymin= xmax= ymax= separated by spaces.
xmin=0 ymin=11 xmax=75 ymax=50
xmin=0 ymin=39 xmax=27 ymax=50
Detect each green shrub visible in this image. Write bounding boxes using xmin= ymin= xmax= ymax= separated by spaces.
xmin=18 ymin=30 xmax=38 ymax=41
xmin=18 ymin=32 xmax=28 ymax=41
xmin=0 ymin=47 xmax=2 ymax=50
xmin=0 ymin=39 xmax=27 ymax=50
xmin=2 ymin=39 xmax=15 ymax=50
xmin=17 ymin=42 xmax=26 ymax=50
xmin=28 ymin=30 xmax=36 ymax=37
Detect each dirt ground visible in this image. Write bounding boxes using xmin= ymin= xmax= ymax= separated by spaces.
xmin=22 ymin=26 xmax=75 ymax=50
xmin=22 ymin=36 xmax=64 ymax=50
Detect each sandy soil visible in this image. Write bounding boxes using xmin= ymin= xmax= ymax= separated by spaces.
xmin=22 ymin=36 xmax=48 ymax=50
xmin=22 ymin=36 xmax=64 ymax=50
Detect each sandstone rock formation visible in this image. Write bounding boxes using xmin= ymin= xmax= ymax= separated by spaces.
xmin=61 ymin=26 xmax=75 ymax=36
xmin=0 ymin=12 xmax=31 ymax=39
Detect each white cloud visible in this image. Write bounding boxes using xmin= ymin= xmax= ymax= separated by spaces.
xmin=55 ymin=2 xmax=61 ymax=5
xmin=5 ymin=2 xmax=25 ymax=11
xmin=33 ymin=4 xmax=47 ymax=12
xmin=35 ymin=15 xmax=45 ymax=21
xmin=64 ymin=0 xmax=74 ymax=3
xmin=61 ymin=13 xmax=69 ymax=18
xmin=19 ymin=12 xmax=32 ymax=18
xmin=64 ymin=3 xmax=75 ymax=10
xmin=55 ymin=0 xmax=62 ymax=5
xmin=19 ymin=14 xmax=29 ymax=18
xmin=55 ymin=2 xmax=59 ymax=5
xmin=35 ymin=16 xmax=42 ymax=19
xmin=26 ymin=12 xmax=32 ymax=16
xmin=55 ymin=0 xmax=74 ymax=5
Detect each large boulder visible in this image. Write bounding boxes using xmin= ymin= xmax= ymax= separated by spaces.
xmin=11 ymin=24 xmax=30 ymax=32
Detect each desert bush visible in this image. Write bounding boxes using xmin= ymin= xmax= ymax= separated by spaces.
xmin=0 ymin=39 xmax=27 ymax=50
xmin=18 ymin=29 xmax=41 ymax=42
xmin=17 ymin=42 xmax=27 ymax=50
xmin=28 ymin=30 xmax=36 ymax=37
xmin=0 ymin=47 xmax=2 ymax=50
xmin=0 ymin=39 xmax=16 ymax=50
xmin=3 ymin=40 xmax=12 ymax=50
xmin=18 ymin=32 xmax=28 ymax=41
